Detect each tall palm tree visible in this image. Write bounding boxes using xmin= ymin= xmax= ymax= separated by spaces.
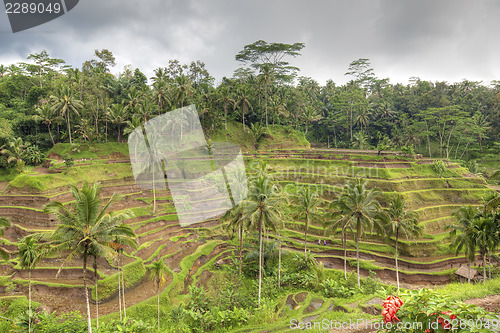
xmin=331 ymin=178 xmax=383 ymax=287
xmin=301 ymin=106 xmax=321 ymax=135
xmin=241 ymin=174 xmax=283 ymax=307
xmin=44 ymin=183 xmax=137 ymax=333
xmin=18 ymin=236 xmax=44 ymax=333
xmin=0 ymin=218 xmax=11 ymax=261
xmin=152 ymin=80 xmax=171 ymax=114
xmin=234 ymin=87 xmax=253 ymax=132
xmin=107 ymin=104 xmax=128 ymax=142
xmin=173 ymin=74 xmax=194 ymax=107
xmin=216 ymin=86 xmax=236 ymax=130
xmin=50 ymin=85 xmax=83 ymax=144
xmin=33 ymin=104 xmax=57 ymax=145
xmin=296 ymin=186 xmax=322 ymax=260
xmin=447 ymin=206 xmax=478 ymax=283
xmin=149 ymin=259 xmax=168 ymax=332
xmin=258 ymin=64 xmax=274 ymax=129
xmin=382 ymin=195 xmax=421 ymax=291
xmin=470 ymin=216 xmax=495 ymax=282
xmin=325 ymin=213 xmax=352 ymax=280
xmin=123 ymin=87 xmax=143 ymax=115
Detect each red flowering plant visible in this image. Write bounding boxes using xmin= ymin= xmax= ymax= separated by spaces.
xmin=379 ymin=289 xmax=495 ymax=332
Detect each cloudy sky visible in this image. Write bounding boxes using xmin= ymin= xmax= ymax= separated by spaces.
xmin=1 ymin=0 xmax=499 ymax=86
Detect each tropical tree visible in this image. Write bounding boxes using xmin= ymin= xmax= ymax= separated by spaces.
xmin=296 ymin=186 xmax=322 ymax=260
xmin=216 ymin=86 xmax=236 ymax=130
xmin=352 ymin=131 xmax=369 ymax=149
xmin=447 ymin=206 xmax=479 ymax=283
xmin=240 ymin=174 xmax=283 ymax=307
xmin=248 ymin=122 xmax=267 ymax=149
xmin=325 ymin=209 xmax=352 ymax=280
xmin=301 ymin=105 xmax=321 ymax=135
xmin=149 ymin=259 xmax=168 ymax=332
xmin=1 ymin=137 xmax=28 ymax=171
xmin=330 ymin=178 xmax=383 ymax=287
xmin=107 ymin=104 xmax=128 ymax=142
xmin=0 ymin=218 xmax=11 ymax=261
xmin=43 ymin=183 xmax=137 ymax=333
xmin=18 ymin=236 xmax=44 ymax=333
xmin=234 ymin=86 xmax=253 ymax=132
xmin=382 ymin=195 xmax=421 ymax=291
xmin=33 ymin=104 xmax=57 ymax=145
xmin=50 ymin=85 xmax=83 ymax=144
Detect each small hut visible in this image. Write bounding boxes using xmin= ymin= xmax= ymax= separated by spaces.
xmin=454 ymin=265 xmax=480 ymax=282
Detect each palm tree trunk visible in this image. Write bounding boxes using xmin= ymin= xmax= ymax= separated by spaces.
xmin=121 ymin=254 xmax=126 ymax=318
xmin=239 ymin=224 xmax=242 ymax=276
xmin=488 ymin=252 xmax=492 ymax=280
xmin=483 ymin=252 xmax=487 ymax=282
xmin=157 ymin=288 xmax=160 ymax=332
xmin=83 ymin=254 xmax=93 ymax=333
xmin=117 ymin=124 xmax=121 ymax=143
xmin=47 ymin=125 xmax=55 ymax=145
xmin=468 ymin=261 xmax=471 ymax=284
xmin=356 ymin=226 xmax=360 ymax=288
xmin=152 ymin=165 xmax=156 ymax=215
xmin=278 ymin=230 xmax=281 ymax=288
xmin=224 ymin=103 xmax=228 ymax=130
xmin=67 ymin=111 xmax=72 ymax=144
xmin=28 ymin=269 xmax=31 ymax=333
xmin=242 ymin=104 xmax=246 ymax=132
xmin=343 ymin=232 xmax=347 ymax=280
xmin=304 ymin=218 xmax=308 ymax=260
xmin=258 ymin=222 xmax=263 ymax=308
xmin=118 ymin=265 xmax=122 ymax=320
xmin=94 ymin=257 xmax=99 ymax=330
xmin=395 ymin=230 xmax=400 ymax=292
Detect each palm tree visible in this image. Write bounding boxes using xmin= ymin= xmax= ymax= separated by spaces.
xmin=44 ymin=183 xmax=138 ymax=333
xmin=149 ymin=259 xmax=168 ymax=332
xmin=325 ymin=212 xmax=352 ymax=280
xmin=234 ymin=87 xmax=253 ymax=132
xmin=107 ymin=104 xmax=128 ymax=142
xmin=33 ymin=104 xmax=57 ymax=145
xmin=152 ymin=80 xmax=171 ymax=114
xmin=50 ymin=85 xmax=83 ymax=144
xmin=382 ymin=195 xmax=421 ymax=291
xmin=331 ymin=178 xmax=383 ymax=287
xmin=470 ymin=216 xmax=495 ymax=282
xmin=18 ymin=236 xmax=44 ymax=333
xmin=352 ymin=131 xmax=369 ymax=150
xmin=248 ymin=123 xmax=267 ymax=149
xmin=1 ymin=137 xmax=27 ymax=171
xmin=240 ymin=174 xmax=283 ymax=307
xmin=123 ymin=87 xmax=143 ymax=115
xmin=447 ymin=206 xmax=479 ymax=283
xmin=258 ymin=64 xmax=274 ymax=129
xmin=296 ymin=186 xmax=322 ymax=261
xmin=173 ymin=74 xmax=194 ymax=107
xmin=216 ymin=86 xmax=236 ymax=130
xmin=0 ymin=218 xmax=11 ymax=261
xmin=301 ymin=106 xmax=321 ymax=135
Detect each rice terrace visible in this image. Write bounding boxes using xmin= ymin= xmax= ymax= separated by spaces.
xmin=0 ymin=44 xmax=500 ymax=333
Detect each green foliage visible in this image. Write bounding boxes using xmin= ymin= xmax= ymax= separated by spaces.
xmin=34 ymin=311 xmax=87 ymax=333
xmin=432 ymin=160 xmax=447 ymax=176
xmin=96 ymin=318 xmax=153 ymax=333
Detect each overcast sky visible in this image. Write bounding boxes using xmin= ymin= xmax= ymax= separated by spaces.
xmin=1 ymin=0 xmax=499 ymax=86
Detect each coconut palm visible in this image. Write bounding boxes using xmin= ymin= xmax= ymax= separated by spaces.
xmin=173 ymin=74 xmax=194 ymax=107
xmin=107 ymin=104 xmax=129 ymax=142
xmin=470 ymin=216 xmax=496 ymax=282
xmin=296 ymin=186 xmax=322 ymax=261
xmin=331 ymin=178 xmax=383 ymax=287
xmin=216 ymin=86 xmax=236 ymax=130
xmin=301 ymin=106 xmax=321 ymax=135
xmin=240 ymin=174 xmax=283 ymax=307
xmin=382 ymin=195 xmax=422 ymax=291
xmin=258 ymin=64 xmax=274 ymax=129
xmin=152 ymin=80 xmax=171 ymax=114
xmin=325 ymin=208 xmax=353 ymax=280
xmin=33 ymin=104 xmax=57 ymax=145
xmin=0 ymin=218 xmax=11 ymax=261
xmin=44 ymin=183 xmax=137 ymax=333
xmin=234 ymin=86 xmax=253 ymax=132
xmin=1 ymin=137 xmax=27 ymax=171
xmin=149 ymin=259 xmax=168 ymax=332
xmin=447 ymin=206 xmax=479 ymax=283
xmin=50 ymin=85 xmax=83 ymax=144
xmin=18 ymin=236 xmax=44 ymax=333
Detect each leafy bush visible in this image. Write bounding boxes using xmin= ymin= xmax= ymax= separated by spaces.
xmin=432 ymin=160 xmax=447 ymax=176
xmin=96 ymin=318 xmax=153 ymax=333
xmin=320 ymin=278 xmax=355 ymax=298
xmin=400 ymin=146 xmax=415 ymax=156
xmin=35 ymin=311 xmax=87 ymax=333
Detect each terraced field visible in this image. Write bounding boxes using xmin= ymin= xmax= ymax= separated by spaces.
xmin=0 ymin=144 xmax=496 ymax=321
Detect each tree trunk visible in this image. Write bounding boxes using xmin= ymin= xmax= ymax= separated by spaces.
xmin=47 ymin=125 xmax=55 ymax=145
xmin=483 ymin=252 xmax=487 ymax=282
xmin=94 ymin=257 xmax=99 ymax=330
xmin=239 ymin=224 xmax=242 ymax=276
xmin=67 ymin=111 xmax=72 ymax=144
xmin=304 ymin=216 xmax=308 ymax=261
xmin=468 ymin=262 xmax=470 ymax=284
xmin=152 ymin=164 xmax=156 ymax=215
xmin=488 ymin=252 xmax=492 ymax=280
xmin=242 ymin=104 xmax=246 ymax=132
xmin=278 ymin=231 xmax=281 ymax=288
xmin=121 ymin=253 xmax=126 ymax=318
xmin=356 ymin=225 xmax=360 ymax=288
xmin=83 ymin=254 xmax=93 ymax=333
xmin=258 ymin=222 xmax=263 ymax=308
xmin=157 ymin=288 xmax=160 ymax=332
xmin=224 ymin=103 xmax=228 ymax=130
xmin=117 ymin=124 xmax=121 ymax=143
xmin=28 ymin=269 xmax=31 ymax=333
xmin=118 ymin=264 xmax=122 ymax=320
xmin=395 ymin=229 xmax=400 ymax=292
xmin=343 ymin=232 xmax=347 ymax=280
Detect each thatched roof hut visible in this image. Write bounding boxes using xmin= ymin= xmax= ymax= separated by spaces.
xmin=454 ymin=265 xmax=479 ymax=280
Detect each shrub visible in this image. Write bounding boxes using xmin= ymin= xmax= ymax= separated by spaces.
xmin=432 ymin=160 xmax=447 ymax=176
